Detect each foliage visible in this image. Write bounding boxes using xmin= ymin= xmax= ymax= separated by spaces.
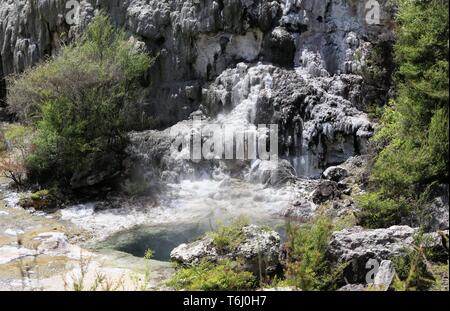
xmin=356 ymin=191 xmax=409 ymax=228
xmin=392 ymin=234 xmax=438 ymax=291
xmin=137 ymin=248 xmax=154 ymax=291
xmin=0 ymin=125 xmax=34 ymax=187
xmin=144 ymin=249 xmax=154 ymax=260
xmin=8 ymin=14 xmax=152 ymax=123
xmin=333 ymin=212 xmax=358 ymax=231
xmin=209 ymin=217 xmax=250 ymax=254
xmin=168 ymin=259 xmax=256 ymax=291
xmin=169 ymin=218 xmax=279 ymax=291
xmin=427 ymin=263 xmax=450 ymax=291
xmin=7 ymin=14 xmax=154 ymax=188
xmin=283 ymin=215 xmax=343 ymax=291
xmin=359 ymin=0 xmax=449 ymax=228
xmin=30 ymin=189 xmax=50 ymax=201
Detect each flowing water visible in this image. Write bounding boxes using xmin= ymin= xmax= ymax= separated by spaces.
xmin=0 ymin=57 xmax=322 ymax=282
xmin=60 ymin=178 xmax=315 ymax=261
xmin=58 ymin=63 xmax=321 ymax=261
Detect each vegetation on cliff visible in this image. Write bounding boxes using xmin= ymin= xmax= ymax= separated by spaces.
xmin=359 ymin=0 xmax=449 ymax=228
xmin=4 ymin=14 xmax=153 ymax=189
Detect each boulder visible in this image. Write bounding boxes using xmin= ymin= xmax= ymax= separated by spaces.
xmin=170 ymin=237 xmax=218 ymax=266
xmin=18 ymin=190 xmax=58 ymax=210
xmin=327 ymin=226 xmax=448 ymax=283
xmin=170 ymin=225 xmax=281 ymax=276
xmin=264 ymin=27 xmax=296 ymax=67
xmin=312 ymin=180 xmax=341 ymax=204
xmin=280 ymin=199 xmax=317 ymax=222
xmin=322 ymin=166 xmax=349 ymax=182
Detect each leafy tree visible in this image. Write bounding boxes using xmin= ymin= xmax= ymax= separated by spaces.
xmin=168 ymin=259 xmax=256 ymax=291
xmin=7 ymin=14 xmax=154 ymax=188
xmin=0 ymin=125 xmax=34 ymax=187
xmin=283 ymin=216 xmax=347 ymax=291
xmin=359 ymin=0 xmax=449 ymax=228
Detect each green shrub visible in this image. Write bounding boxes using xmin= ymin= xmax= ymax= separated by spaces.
xmin=333 ymin=212 xmax=358 ymax=231
xmin=168 ymin=219 xmax=276 ymax=291
xmin=209 ymin=217 xmax=249 ymax=254
xmin=168 ymin=259 xmax=256 ymax=291
xmin=0 ymin=125 xmax=34 ymax=187
xmin=19 ymin=189 xmax=58 ymax=210
xmin=390 ymin=231 xmax=450 ymax=291
xmin=30 ymin=189 xmax=50 ymax=201
xmin=362 ymin=0 xmax=449 ymax=228
xmin=7 ymin=14 xmax=154 ymax=188
xmin=283 ymin=215 xmax=342 ymax=291
xmin=3 ymin=125 xmax=34 ymax=151
xmin=392 ymin=235 xmax=437 ymax=291
xmin=428 ymin=263 xmax=450 ymax=291
xmin=356 ymin=191 xmax=409 ymax=228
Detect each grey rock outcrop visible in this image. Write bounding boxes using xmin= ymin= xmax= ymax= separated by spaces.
xmin=127 ymin=119 xmax=205 ymax=183
xmin=327 ymin=225 xmax=449 ymax=283
xmin=1 ymin=0 xmax=274 ymax=126
xmin=322 ymin=166 xmax=349 ymax=182
xmin=312 ymin=180 xmax=341 ymax=204
xmin=204 ymin=61 xmax=375 ymax=177
xmin=170 ymin=237 xmax=219 ymax=266
xmin=281 ymin=198 xmax=317 ymax=221
xmin=170 ymin=224 xmax=281 ymax=275
xmin=0 ymin=0 xmax=394 ymax=126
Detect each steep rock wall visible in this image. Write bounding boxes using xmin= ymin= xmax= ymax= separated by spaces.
xmin=0 ymin=0 xmax=396 ymax=178
xmin=0 ymin=0 xmax=394 ymax=123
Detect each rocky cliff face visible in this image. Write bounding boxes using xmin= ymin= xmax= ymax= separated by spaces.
xmin=0 ymin=0 xmax=395 ymax=176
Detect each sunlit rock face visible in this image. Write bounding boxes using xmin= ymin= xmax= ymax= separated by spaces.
xmin=0 ymin=0 xmax=395 ymax=176
xmin=204 ymin=62 xmax=373 ymax=177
